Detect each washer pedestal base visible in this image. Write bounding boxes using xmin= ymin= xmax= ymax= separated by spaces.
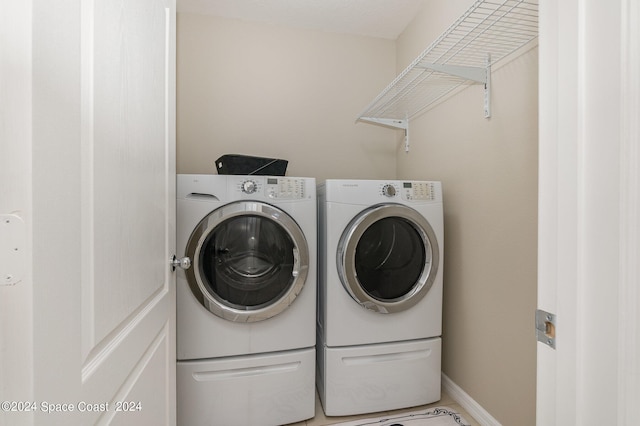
xmin=178 ymin=347 xmax=315 ymax=426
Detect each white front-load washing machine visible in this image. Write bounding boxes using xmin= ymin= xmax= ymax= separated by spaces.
xmin=176 ymin=174 xmax=316 ymax=426
xmin=316 ymin=179 xmax=443 ymax=416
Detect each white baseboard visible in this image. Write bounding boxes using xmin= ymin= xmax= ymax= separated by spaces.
xmin=441 ymin=373 xmax=501 ymax=426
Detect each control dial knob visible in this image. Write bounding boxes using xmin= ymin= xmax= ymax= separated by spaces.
xmin=242 ymin=180 xmax=257 ymax=194
xmin=382 ymin=184 xmax=396 ymax=197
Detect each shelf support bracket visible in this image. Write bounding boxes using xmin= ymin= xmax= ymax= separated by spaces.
xmin=358 ymin=117 xmax=410 ymax=152
xmin=416 ymin=63 xmax=487 ymax=83
xmin=417 ymin=54 xmax=492 ymax=118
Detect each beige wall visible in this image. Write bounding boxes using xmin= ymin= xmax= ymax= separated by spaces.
xmin=177 ymin=13 xmax=397 ymax=181
xmin=396 ymin=2 xmax=538 ymax=425
xmin=177 ymin=4 xmax=538 ymax=425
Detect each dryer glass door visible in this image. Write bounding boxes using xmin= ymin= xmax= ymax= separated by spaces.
xmin=337 ymin=204 xmax=439 ymax=313
xmin=185 ymin=201 xmax=309 ymax=322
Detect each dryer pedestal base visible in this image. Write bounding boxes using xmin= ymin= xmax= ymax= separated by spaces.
xmin=178 ymin=347 xmax=315 ymax=426
xmin=316 ymin=338 xmax=441 ymax=416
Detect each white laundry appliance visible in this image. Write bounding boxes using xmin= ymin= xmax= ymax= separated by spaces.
xmin=175 ymin=174 xmax=316 ymax=426
xmin=316 ymin=179 xmax=443 ymax=416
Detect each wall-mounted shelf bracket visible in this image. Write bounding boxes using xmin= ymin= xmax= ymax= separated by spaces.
xmin=484 ymin=55 xmax=492 ymax=118
xmin=416 ymin=54 xmax=492 ymax=118
xmin=358 ymin=117 xmax=410 ymax=152
xmin=416 ymin=63 xmax=486 ymax=84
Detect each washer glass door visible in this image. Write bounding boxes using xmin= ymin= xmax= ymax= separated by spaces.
xmin=337 ymin=203 xmax=439 ymax=313
xmin=185 ymin=201 xmax=309 ymax=322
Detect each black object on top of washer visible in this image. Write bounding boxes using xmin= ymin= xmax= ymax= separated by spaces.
xmin=215 ymin=154 xmax=288 ymax=176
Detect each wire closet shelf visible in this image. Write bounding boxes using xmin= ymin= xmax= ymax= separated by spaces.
xmin=356 ymin=0 xmax=539 ymax=149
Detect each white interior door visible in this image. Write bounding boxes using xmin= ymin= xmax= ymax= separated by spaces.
xmin=537 ymin=0 xmax=640 ymax=424
xmin=79 ymin=0 xmax=177 ymax=424
xmin=0 ymin=0 xmax=177 ymax=425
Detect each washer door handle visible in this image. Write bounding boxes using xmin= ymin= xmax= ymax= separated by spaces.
xmin=171 ymin=255 xmax=191 ymax=271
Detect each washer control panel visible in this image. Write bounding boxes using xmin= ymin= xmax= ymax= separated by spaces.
xmin=265 ymin=177 xmax=307 ymax=199
xmin=236 ymin=177 xmax=307 ymax=199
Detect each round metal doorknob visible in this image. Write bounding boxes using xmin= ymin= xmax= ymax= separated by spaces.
xmin=171 ymin=255 xmax=191 ymax=271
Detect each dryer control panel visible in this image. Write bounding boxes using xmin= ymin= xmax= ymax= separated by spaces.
xmin=377 ymin=181 xmax=437 ymax=201
xmin=324 ymin=179 xmax=441 ymax=205
xmin=401 ymin=181 xmax=436 ymax=201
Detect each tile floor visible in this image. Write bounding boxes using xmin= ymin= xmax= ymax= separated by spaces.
xmin=288 ymin=389 xmax=481 ymax=426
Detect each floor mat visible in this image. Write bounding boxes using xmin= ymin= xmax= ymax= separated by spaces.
xmin=329 ymin=406 xmax=471 ymax=426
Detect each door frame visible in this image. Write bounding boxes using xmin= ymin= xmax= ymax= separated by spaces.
xmin=537 ymin=0 xmax=640 ymax=424
xmin=0 ymin=0 xmax=34 ymax=422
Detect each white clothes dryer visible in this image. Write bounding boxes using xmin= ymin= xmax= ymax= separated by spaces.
xmin=176 ymin=174 xmax=316 ymax=426
xmin=316 ymin=179 xmax=443 ymax=416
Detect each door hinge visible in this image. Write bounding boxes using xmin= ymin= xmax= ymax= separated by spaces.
xmin=536 ymin=309 xmax=556 ymax=349
xmin=1 ymin=214 xmax=26 ymax=286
